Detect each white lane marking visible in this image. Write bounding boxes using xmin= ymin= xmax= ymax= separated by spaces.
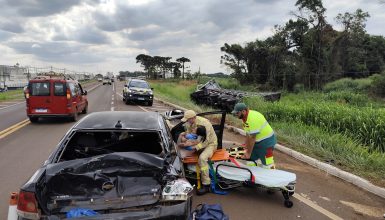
xmin=293 ymin=194 xmax=343 ymax=220
xmin=0 ymin=101 xmax=25 ymax=110
xmin=137 ymin=105 xmax=149 ymax=112
xmin=111 ymin=101 xmax=114 ymax=105
xmin=111 ymin=107 xmax=115 ymax=111
xmin=113 ymin=83 xmax=115 ymax=91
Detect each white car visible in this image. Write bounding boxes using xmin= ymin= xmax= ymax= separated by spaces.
xmin=103 ymin=77 xmax=112 ymax=85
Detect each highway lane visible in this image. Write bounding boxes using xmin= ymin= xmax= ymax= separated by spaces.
xmin=0 ymin=80 xmax=384 ymax=219
xmin=0 ymin=101 xmax=26 ymax=131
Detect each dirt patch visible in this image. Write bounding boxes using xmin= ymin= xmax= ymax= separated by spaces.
xmin=340 ymin=200 xmax=385 ymax=218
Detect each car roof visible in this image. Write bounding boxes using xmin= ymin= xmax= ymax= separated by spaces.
xmin=29 ymin=79 xmax=77 ymax=83
xmin=129 ymin=79 xmax=147 ymax=83
xmin=74 ymin=111 xmax=162 ymax=130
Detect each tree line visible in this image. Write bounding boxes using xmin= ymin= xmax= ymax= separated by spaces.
xmin=135 ymin=54 xmax=191 ymax=79
xmin=221 ymin=0 xmax=385 ymax=91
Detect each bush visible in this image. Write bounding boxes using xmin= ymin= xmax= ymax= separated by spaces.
xmin=323 ymin=78 xmax=371 ymax=93
xmin=324 ymin=91 xmax=370 ymax=107
xmin=369 ymin=73 xmax=385 ymax=97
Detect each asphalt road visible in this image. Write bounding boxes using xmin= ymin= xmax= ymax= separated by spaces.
xmin=0 ymin=81 xmax=384 ymax=219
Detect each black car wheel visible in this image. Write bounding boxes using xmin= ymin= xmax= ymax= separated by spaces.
xmin=81 ymin=104 xmax=88 ymax=114
xmin=148 ymin=101 xmax=153 ymax=106
xmin=29 ymin=117 xmax=39 ymax=123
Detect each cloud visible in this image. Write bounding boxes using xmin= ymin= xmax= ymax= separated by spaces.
xmin=0 ymin=30 xmax=14 ymax=41
xmin=3 ymin=0 xmax=84 ymax=17
xmin=0 ymin=21 xmax=24 ymax=33
xmin=8 ymin=41 xmax=105 ymax=63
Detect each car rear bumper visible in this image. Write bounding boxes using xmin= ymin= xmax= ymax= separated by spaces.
xmin=27 ymin=114 xmax=72 ymax=118
xmin=124 ymin=94 xmax=153 ymax=102
xmin=35 ymin=200 xmax=191 ymax=220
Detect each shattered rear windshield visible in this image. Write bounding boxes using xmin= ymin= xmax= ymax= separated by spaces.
xmin=59 ymin=131 xmax=164 ymax=161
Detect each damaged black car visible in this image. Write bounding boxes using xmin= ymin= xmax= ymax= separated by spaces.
xmin=15 ymin=111 xmax=193 ymax=220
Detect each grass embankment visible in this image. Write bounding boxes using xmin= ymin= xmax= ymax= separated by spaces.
xmin=0 ymin=89 xmax=24 ymax=101
xmin=150 ymin=79 xmax=385 ymax=187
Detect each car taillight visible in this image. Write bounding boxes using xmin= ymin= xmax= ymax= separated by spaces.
xmin=66 ymin=88 xmax=71 ymax=100
xmin=16 ymin=191 xmax=40 ymax=219
xmin=25 ymin=89 xmax=30 ymax=99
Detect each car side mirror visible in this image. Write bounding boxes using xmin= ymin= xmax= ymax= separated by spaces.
xmin=124 ymin=85 xmax=128 ymax=87
xmin=151 ymin=88 xmax=154 ymax=90
xmin=83 ymin=90 xmax=87 ymax=95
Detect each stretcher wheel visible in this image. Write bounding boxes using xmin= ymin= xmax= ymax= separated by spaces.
xmin=284 ymin=200 xmax=293 ymax=208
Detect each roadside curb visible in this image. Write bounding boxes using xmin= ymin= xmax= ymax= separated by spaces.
xmin=155 ymin=97 xmax=385 ymax=199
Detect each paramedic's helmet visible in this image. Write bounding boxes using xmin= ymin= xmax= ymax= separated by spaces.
xmin=181 ymin=110 xmax=197 ymax=122
xmin=231 ymin=103 xmax=247 ymax=114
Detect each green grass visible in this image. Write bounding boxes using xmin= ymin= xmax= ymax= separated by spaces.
xmin=0 ymin=89 xmax=24 ymax=101
xmin=273 ymin=121 xmax=385 ymax=186
xmin=150 ymin=79 xmax=385 ymax=186
xmin=244 ymin=96 xmax=385 ymax=153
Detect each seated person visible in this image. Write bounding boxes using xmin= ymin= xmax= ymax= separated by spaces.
xmin=179 ymin=126 xmax=216 ymax=195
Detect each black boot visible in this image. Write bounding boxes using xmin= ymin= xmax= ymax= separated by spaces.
xmin=196 ymin=184 xmax=210 ymax=196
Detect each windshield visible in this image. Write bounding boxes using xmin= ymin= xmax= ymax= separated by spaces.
xmin=129 ymin=81 xmax=149 ymax=89
xmin=30 ymin=82 xmax=50 ymax=96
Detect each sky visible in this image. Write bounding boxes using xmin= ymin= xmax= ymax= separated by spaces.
xmin=0 ymin=0 xmax=384 ymax=75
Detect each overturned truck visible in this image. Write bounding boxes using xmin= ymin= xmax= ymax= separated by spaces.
xmin=190 ymin=79 xmax=281 ymax=113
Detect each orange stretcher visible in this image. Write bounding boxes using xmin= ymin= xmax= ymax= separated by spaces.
xmin=182 ymin=149 xmax=229 ymax=164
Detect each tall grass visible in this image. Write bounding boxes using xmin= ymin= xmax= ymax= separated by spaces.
xmin=273 ymin=121 xmax=385 ymax=185
xmin=323 ymin=77 xmax=372 ymax=93
xmin=244 ymin=96 xmax=385 ymax=153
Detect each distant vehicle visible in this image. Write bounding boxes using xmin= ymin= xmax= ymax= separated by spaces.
xmin=25 ymin=75 xmax=88 ymax=122
xmin=123 ymin=79 xmax=153 ymax=106
xmin=102 ymin=77 xmax=112 ymax=85
xmin=97 ymin=77 xmax=102 ymax=82
xmin=0 ymin=82 xmax=7 ymax=92
xmin=11 ymin=111 xmax=193 ymax=219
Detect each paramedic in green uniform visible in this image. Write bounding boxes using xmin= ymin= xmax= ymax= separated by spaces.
xmin=178 ymin=110 xmax=218 ymax=195
xmin=232 ymin=103 xmax=276 ymax=168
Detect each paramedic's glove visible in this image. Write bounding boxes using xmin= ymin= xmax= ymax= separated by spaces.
xmin=186 ymin=133 xmax=198 ymax=140
xmin=185 ymin=146 xmax=194 ymax=151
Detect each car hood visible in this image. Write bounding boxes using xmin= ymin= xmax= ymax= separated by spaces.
xmin=41 ymin=152 xmax=167 ymax=213
xmin=130 ymin=87 xmax=152 ymax=93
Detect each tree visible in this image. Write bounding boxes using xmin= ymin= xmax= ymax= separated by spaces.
xmin=220 ymin=43 xmax=246 ymax=81
xmin=335 ymin=9 xmax=370 ymax=78
xmin=136 ymin=54 xmax=154 ymax=78
xmin=294 ymin=0 xmax=328 ymax=89
xmin=176 ymin=57 xmax=191 ymax=79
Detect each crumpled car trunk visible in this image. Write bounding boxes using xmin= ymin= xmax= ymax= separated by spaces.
xmin=38 ymin=152 xmax=166 ymax=214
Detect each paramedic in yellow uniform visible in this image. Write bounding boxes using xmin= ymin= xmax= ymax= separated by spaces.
xmin=179 ymin=110 xmax=218 ymax=195
xmin=232 ymin=103 xmax=276 ymax=168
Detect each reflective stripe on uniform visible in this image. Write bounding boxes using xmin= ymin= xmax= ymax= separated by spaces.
xmin=256 ymin=131 xmax=275 ymax=142
xmin=200 ymin=165 xmax=209 ymax=171
xmin=243 ymin=110 xmax=274 ymax=142
xmin=248 ymin=121 xmax=269 ymax=134
xmin=265 ymin=156 xmax=274 ymax=165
